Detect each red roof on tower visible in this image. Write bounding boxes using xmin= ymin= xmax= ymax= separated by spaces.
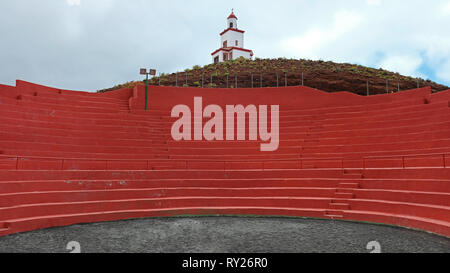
xmin=220 ymin=28 xmax=245 ymax=36
xmin=227 ymin=11 xmax=238 ymax=20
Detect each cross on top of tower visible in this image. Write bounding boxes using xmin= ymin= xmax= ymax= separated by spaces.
xmin=228 ymin=9 xmax=238 ymax=20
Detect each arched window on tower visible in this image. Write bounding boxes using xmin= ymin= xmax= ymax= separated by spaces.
xmin=230 ymin=22 xmax=233 ymax=28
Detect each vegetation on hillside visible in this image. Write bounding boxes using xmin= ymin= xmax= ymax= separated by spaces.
xmin=98 ymin=57 xmax=449 ymax=95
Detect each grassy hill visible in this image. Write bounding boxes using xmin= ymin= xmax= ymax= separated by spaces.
xmin=99 ymin=58 xmax=449 ymax=95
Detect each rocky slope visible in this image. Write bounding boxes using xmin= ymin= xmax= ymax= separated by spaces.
xmin=99 ymin=58 xmax=449 ymax=95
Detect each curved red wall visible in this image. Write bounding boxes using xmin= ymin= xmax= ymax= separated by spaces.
xmin=0 ymin=80 xmax=448 ymax=238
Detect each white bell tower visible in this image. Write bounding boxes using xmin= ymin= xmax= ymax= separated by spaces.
xmin=211 ymin=9 xmax=254 ymax=64
xmin=227 ymin=9 xmax=238 ymax=29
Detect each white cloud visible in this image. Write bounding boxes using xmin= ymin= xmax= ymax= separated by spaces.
xmin=281 ymin=10 xmax=362 ymax=60
xmin=277 ymin=1 xmax=450 ymax=85
xmin=444 ymin=2 xmax=450 ymax=15
xmin=66 ymin=0 xmax=81 ymax=6
xmin=1 ymin=0 xmax=450 ymax=90
xmin=414 ymin=35 xmax=450 ymax=65
xmin=378 ymin=55 xmax=423 ymax=77
xmin=436 ymin=60 xmax=450 ymax=83
xmin=367 ymin=0 xmax=381 ymax=6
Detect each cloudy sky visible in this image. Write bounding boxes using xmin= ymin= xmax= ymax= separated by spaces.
xmin=0 ymin=0 xmax=449 ymax=91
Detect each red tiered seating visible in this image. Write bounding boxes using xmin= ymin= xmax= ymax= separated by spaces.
xmin=0 ymin=80 xmax=449 ymax=237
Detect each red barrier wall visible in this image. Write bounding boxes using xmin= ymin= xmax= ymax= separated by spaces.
xmin=128 ymin=84 xmax=432 ymax=111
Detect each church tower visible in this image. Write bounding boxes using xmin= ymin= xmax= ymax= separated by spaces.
xmin=211 ymin=10 xmax=254 ymax=64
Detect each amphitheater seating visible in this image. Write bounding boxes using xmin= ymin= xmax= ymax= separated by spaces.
xmin=0 ymin=80 xmax=449 ymax=237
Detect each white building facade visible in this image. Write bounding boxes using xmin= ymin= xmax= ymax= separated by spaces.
xmin=211 ymin=10 xmax=254 ymax=64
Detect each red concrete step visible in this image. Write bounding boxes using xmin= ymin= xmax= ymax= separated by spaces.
xmin=321 ymin=122 xmax=450 ymax=139
xmin=0 ymin=140 xmax=157 ymax=155
xmin=0 ymin=108 xmax=169 ymax=128
xmin=2 ymin=100 xmax=447 ymax=129
xmin=14 ymin=87 xmax=129 ymax=101
xmin=322 ymin=110 xmax=450 ymax=130
xmin=168 ymin=140 xmax=301 ymax=148
xmin=312 ymin=121 xmax=450 ymax=139
xmin=0 ymin=222 xmax=9 ymax=237
xmin=338 ymin=183 xmax=360 ymax=189
xmin=17 ymin=93 xmax=127 ymax=109
xmin=364 ymin=154 xmax=450 ymax=169
xmin=0 ymin=123 xmax=167 ymax=140
xmin=323 ymin=110 xmax=449 ymax=129
xmin=352 ymin=189 xmax=450 ymax=207
xmin=3 ymin=85 xmax=434 ymax=114
xmin=329 ymin=202 xmax=350 ymax=210
xmin=347 ymin=199 xmax=450 ymax=222
xmin=0 ymin=157 xmax=309 ymax=171
xmin=323 ymin=99 xmax=432 ymax=117
xmin=0 ymin=187 xmax=335 ymax=207
xmin=0 ymin=91 xmax=128 ymax=107
xmin=13 ymin=80 xmax=131 ymax=101
xmin=167 ymin=142 xmax=289 ymax=150
xmin=324 ymin=214 xmax=344 ymax=219
xmin=301 ymin=146 xmax=450 ymax=161
xmin=1 ymin=114 xmax=448 ymax=145
xmin=145 ymin=114 xmax=450 ymax=133
xmin=324 ymin=209 xmax=344 ymax=218
xmin=336 ymin=188 xmax=356 ymax=194
xmin=0 ymin=169 xmax=346 ymax=181
xmin=0 ymin=110 xmax=165 ymax=126
xmin=301 ymin=163 xmax=316 ymax=169
xmin=0 ymin=104 xmax=170 ymax=123
xmin=0 ymin=207 xmax=326 ymax=237
xmin=9 ymin=83 xmax=431 ymax=113
xmin=166 ymin=146 xmax=300 ymax=156
xmin=342 ymin=210 xmax=450 ymax=238
xmin=0 ymin=149 xmax=168 ymax=160
xmin=169 ymin=154 xmax=300 ymax=160
xmin=314 ymin=129 xmax=450 ymax=146
xmin=0 ymin=103 xmax=168 ymax=122
xmin=431 ymin=90 xmax=450 ymax=104
xmin=343 ymin=169 xmax=363 ymax=174
xmin=1 ymin=151 xmax=448 ymax=171
xmin=317 ymin=105 xmax=448 ymax=125
xmin=7 ymin=98 xmax=122 ymax=114
xmin=0 ymin=116 xmax=162 ymax=135
xmin=303 ymin=139 xmax=450 ymax=154
xmin=334 ymin=192 xmax=355 ymax=199
xmin=363 ymin=168 xmax=450 ymax=180
xmin=156 ymin=104 xmax=449 ymax=130
xmin=361 ymin=179 xmax=450 ymax=193
xmin=0 ymin=197 xmax=331 ymax=221
xmin=144 ymin=95 xmax=429 ymax=118
xmin=280 ymin=99 xmax=424 ymax=117
xmin=0 ymin=178 xmax=342 ymax=194
xmin=342 ymin=174 xmax=363 ymax=179
xmin=140 ymin=100 xmax=416 ymax=119
xmin=0 ymin=131 xmax=158 ymax=147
